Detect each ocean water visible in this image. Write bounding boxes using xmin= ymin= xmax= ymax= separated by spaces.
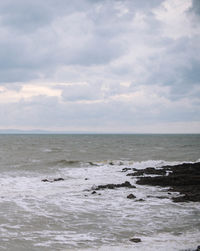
xmin=0 ymin=134 xmax=200 ymax=251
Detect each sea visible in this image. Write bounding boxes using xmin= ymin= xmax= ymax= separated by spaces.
xmin=0 ymin=134 xmax=199 ymax=251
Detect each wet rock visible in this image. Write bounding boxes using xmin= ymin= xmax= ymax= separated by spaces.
xmin=42 ymin=179 xmax=49 ymax=182
xmin=121 ymin=167 xmax=132 ymax=172
xmin=129 ymin=238 xmax=141 ymax=243
xmin=136 ymin=199 xmax=145 ymax=202
xmin=127 ymin=194 xmax=136 ymax=199
xmin=53 ymin=178 xmax=64 ymax=182
xmin=94 ymin=181 xmax=136 ymax=190
xmin=42 ymin=178 xmax=64 ymax=182
xmin=136 ymin=162 xmax=200 ymax=202
xmin=127 ymin=167 xmax=166 ymax=176
xmin=147 ymin=195 xmax=169 ymax=199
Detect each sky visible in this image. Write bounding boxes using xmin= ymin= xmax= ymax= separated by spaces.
xmin=0 ymin=0 xmax=200 ymax=133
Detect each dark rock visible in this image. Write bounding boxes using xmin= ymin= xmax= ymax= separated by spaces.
xmin=196 ymin=245 xmax=200 ymax=251
xmin=136 ymin=162 xmax=200 ymax=202
xmin=136 ymin=199 xmax=145 ymax=202
xmin=42 ymin=179 xmax=49 ymax=182
xmin=94 ymin=181 xmax=136 ymax=190
xmin=146 ymin=195 xmax=168 ymax=199
xmin=156 ymin=196 xmax=169 ymax=199
xmin=129 ymin=238 xmax=141 ymax=243
xmin=122 ymin=167 xmax=132 ymax=172
xmin=91 ymin=191 xmax=97 ymax=194
xmin=53 ymin=178 xmax=64 ymax=182
xmin=127 ymin=167 xmax=166 ymax=176
xmin=127 ymin=194 xmax=136 ymax=199
xmin=85 ymin=178 xmax=88 ymax=180
xmin=42 ymin=178 xmax=64 ymax=182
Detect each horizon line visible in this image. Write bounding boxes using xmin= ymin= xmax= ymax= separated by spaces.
xmin=0 ymin=129 xmax=199 ymax=135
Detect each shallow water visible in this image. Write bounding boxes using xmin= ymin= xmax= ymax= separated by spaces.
xmin=0 ymin=134 xmax=199 ymax=250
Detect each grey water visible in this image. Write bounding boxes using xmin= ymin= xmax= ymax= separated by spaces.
xmin=0 ymin=134 xmax=200 ymax=251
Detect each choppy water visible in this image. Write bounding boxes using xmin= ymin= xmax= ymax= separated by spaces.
xmin=0 ymin=134 xmax=200 ymax=251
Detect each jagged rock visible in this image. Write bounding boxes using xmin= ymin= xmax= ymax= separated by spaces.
xmin=129 ymin=238 xmax=141 ymax=243
xmin=122 ymin=167 xmax=132 ymax=172
xmin=136 ymin=199 xmax=145 ymax=202
xmin=42 ymin=178 xmax=64 ymax=182
xmin=127 ymin=194 xmax=136 ymax=199
xmin=136 ymin=162 xmax=200 ymax=202
xmin=53 ymin=178 xmax=64 ymax=182
xmin=94 ymin=181 xmax=136 ymax=190
xmin=42 ymin=179 xmax=49 ymax=182
xmin=127 ymin=167 xmax=166 ymax=176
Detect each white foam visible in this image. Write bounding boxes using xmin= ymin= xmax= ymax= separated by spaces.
xmin=0 ymin=159 xmax=199 ymax=250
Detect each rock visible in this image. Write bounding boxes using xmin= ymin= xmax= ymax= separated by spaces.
xmin=42 ymin=179 xmax=49 ymax=182
xmin=42 ymin=178 xmax=64 ymax=182
xmin=136 ymin=199 xmax=145 ymax=202
xmin=85 ymin=178 xmax=88 ymax=180
xmin=127 ymin=167 xmax=166 ymax=176
xmin=129 ymin=238 xmax=141 ymax=243
xmin=121 ymin=167 xmax=132 ymax=172
xmin=91 ymin=191 xmax=97 ymax=194
xmin=94 ymin=181 xmax=136 ymax=190
xmin=196 ymin=245 xmax=200 ymax=251
xmin=127 ymin=194 xmax=136 ymax=199
xmin=136 ymin=162 xmax=200 ymax=202
xmin=53 ymin=178 xmax=64 ymax=182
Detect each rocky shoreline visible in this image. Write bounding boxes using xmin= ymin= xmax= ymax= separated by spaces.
xmin=132 ymin=162 xmax=200 ymax=203
xmin=41 ymin=161 xmax=200 ymax=250
xmin=89 ymin=161 xmax=200 ymax=203
xmin=41 ymin=161 xmax=200 ymax=202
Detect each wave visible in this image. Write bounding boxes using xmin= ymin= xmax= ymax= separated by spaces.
xmin=87 ymin=158 xmax=200 ymax=169
xmin=51 ymin=159 xmax=81 ymax=166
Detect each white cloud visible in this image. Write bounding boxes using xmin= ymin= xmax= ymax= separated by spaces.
xmin=0 ymin=0 xmax=199 ymax=132
xmin=0 ymin=84 xmax=61 ymax=103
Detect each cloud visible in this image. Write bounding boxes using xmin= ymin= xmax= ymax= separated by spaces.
xmin=0 ymin=0 xmax=199 ymax=132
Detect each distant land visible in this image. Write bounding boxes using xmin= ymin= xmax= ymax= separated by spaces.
xmin=0 ymin=129 xmax=98 ymax=134
xmin=0 ymin=129 xmax=199 ymax=135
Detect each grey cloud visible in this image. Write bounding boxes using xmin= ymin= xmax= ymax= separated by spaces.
xmin=190 ymin=0 xmax=200 ymax=16
xmin=1 ymin=90 xmax=199 ymax=130
xmin=0 ymin=0 xmax=199 ymax=132
xmin=61 ymin=84 xmax=101 ymax=101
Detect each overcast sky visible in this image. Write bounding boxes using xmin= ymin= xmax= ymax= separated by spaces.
xmin=0 ymin=0 xmax=200 ymax=133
